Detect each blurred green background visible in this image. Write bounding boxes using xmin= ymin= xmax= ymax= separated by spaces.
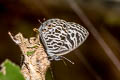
xmin=0 ymin=0 xmax=120 ymax=80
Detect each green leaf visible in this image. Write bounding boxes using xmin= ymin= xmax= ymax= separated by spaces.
xmin=26 ymin=51 xmax=35 ymax=56
xmin=0 ymin=59 xmax=25 ymax=80
xmin=30 ymin=45 xmax=38 ymax=48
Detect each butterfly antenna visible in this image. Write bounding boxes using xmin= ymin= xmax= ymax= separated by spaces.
xmin=60 ymin=56 xmax=74 ymax=64
xmin=38 ymin=19 xmax=42 ymax=24
xmin=43 ymin=18 xmax=46 ymax=21
xmin=61 ymin=59 xmax=67 ymax=67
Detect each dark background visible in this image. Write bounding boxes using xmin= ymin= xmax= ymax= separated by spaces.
xmin=0 ymin=0 xmax=120 ymax=80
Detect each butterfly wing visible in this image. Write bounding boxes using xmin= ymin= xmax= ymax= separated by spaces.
xmin=39 ymin=19 xmax=89 ymax=57
xmin=53 ymin=22 xmax=89 ymax=56
xmin=39 ymin=19 xmax=70 ymax=56
xmin=56 ymin=22 xmax=89 ymax=56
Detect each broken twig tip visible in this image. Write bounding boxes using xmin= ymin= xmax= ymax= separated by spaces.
xmin=8 ymin=32 xmax=21 ymax=44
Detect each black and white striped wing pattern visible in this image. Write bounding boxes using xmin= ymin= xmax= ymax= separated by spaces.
xmin=39 ymin=18 xmax=89 ymax=60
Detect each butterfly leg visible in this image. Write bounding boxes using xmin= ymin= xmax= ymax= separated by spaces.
xmin=54 ymin=56 xmax=61 ymax=61
xmin=48 ymin=55 xmax=61 ymax=61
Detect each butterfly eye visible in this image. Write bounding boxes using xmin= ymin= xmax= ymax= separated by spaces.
xmin=48 ymin=24 xmax=53 ymax=29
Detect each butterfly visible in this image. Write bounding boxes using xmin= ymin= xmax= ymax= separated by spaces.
xmin=39 ymin=18 xmax=89 ymax=64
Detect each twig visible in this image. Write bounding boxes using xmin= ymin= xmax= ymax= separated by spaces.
xmin=8 ymin=32 xmax=50 ymax=80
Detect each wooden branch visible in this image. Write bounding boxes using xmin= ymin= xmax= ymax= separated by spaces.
xmin=8 ymin=32 xmax=50 ymax=80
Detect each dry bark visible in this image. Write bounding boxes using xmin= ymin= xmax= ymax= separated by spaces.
xmin=8 ymin=32 xmax=50 ymax=80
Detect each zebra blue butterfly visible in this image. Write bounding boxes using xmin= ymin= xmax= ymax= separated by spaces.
xmin=39 ymin=18 xmax=89 ymax=64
